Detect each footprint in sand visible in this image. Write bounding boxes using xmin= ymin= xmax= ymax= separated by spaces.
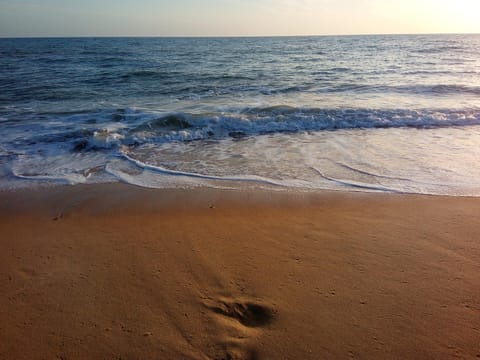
xmin=209 ymin=300 xmax=274 ymax=328
xmin=204 ymin=298 xmax=275 ymax=360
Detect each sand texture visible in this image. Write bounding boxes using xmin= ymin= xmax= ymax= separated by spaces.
xmin=1 ymin=184 xmax=480 ymax=359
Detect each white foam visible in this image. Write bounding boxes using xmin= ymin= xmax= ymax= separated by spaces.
xmin=118 ymin=150 xmax=285 ymax=187
xmin=4 ymin=108 xmax=480 ymax=196
xmin=91 ymin=129 xmax=125 ymax=148
xmin=11 ymin=153 xmax=109 ymax=185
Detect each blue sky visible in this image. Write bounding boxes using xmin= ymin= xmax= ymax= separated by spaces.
xmin=1 ymin=0 xmax=479 ymax=37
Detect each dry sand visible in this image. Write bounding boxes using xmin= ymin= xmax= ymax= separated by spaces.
xmin=1 ymin=184 xmax=479 ymax=359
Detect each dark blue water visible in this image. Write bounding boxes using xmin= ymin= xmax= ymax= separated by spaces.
xmin=1 ymin=35 xmax=480 ymax=194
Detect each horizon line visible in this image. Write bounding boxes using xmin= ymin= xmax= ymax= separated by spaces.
xmin=1 ymin=31 xmax=480 ymax=39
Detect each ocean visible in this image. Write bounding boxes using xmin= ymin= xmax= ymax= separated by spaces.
xmin=1 ymin=35 xmax=480 ymax=195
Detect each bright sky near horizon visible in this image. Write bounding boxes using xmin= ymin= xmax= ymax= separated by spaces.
xmin=0 ymin=0 xmax=479 ymax=37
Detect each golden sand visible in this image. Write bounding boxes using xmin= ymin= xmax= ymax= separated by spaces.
xmin=1 ymin=184 xmax=479 ymax=359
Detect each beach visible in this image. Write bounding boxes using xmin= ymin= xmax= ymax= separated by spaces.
xmin=1 ymin=184 xmax=479 ymax=359
xmin=2 ymin=21 xmax=480 ymax=360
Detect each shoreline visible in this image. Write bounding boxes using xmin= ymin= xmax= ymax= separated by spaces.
xmin=1 ymin=183 xmax=480 ymax=359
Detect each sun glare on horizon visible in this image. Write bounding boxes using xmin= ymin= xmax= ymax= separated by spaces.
xmin=447 ymin=0 xmax=480 ymax=29
xmin=422 ymin=0 xmax=480 ymax=34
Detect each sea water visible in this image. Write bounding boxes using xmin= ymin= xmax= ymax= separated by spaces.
xmin=1 ymin=35 xmax=480 ymax=195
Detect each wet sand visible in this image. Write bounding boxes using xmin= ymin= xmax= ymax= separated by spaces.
xmin=1 ymin=184 xmax=479 ymax=359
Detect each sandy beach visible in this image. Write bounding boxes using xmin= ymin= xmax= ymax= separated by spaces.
xmin=1 ymin=184 xmax=479 ymax=359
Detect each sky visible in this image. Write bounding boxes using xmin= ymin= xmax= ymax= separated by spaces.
xmin=0 ymin=0 xmax=479 ymax=37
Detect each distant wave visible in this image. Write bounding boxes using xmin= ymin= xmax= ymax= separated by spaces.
xmin=393 ymin=84 xmax=480 ymax=96
xmin=326 ymin=84 xmax=480 ymax=96
xmin=415 ymin=45 xmax=465 ymax=54
xmin=121 ymin=70 xmax=174 ymax=79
